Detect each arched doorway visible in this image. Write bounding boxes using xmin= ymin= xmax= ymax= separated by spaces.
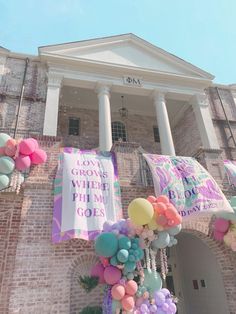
xmin=171 ymin=232 xmax=229 ymax=314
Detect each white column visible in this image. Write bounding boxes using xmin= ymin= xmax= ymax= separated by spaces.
xmin=153 ymin=91 xmax=176 ymax=156
xmin=43 ymin=73 xmax=63 ymax=136
xmin=191 ymin=93 xmax=220 ymax=149
xmin=96 ymin=84 xmax=112 ymax=151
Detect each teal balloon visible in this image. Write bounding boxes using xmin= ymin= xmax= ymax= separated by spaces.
xmin=124 ymin=261 xmax=136 ymax=272
xmin=0 ymin=156 xmax=15 ymax=174
xmin=152 ymin=232 xmax=170 ymax=249
xmin=117 ymin=249 xmax=129 ymax=263
xmin=137 ymin=248 xmax=144 ymax=259
xmin=110 ymin=256 xmax=118 ymax=266
xmin=118 ymin=236 xmax=131 ymax=250
xmin=131 ymin=243 xmax=138 ymax=249
xmin=95 ymin=232 xmax=118 ymax=257
xmin=167 ymin=224 xmax=182 ymax=236
xmin=127 ymin=272 xmax=134 ymax=280
xmin=112 ymin=300 xmax=121 ymax=313
xmin=0 ymin=133 xmax=11 ymax=148
xmin=0 ymin=174 xmax=10 ymax=191
xmin=143 ymin=269 xmax=162 ymax=296
xmin=128 ymin=254 xmax=135 ymax=262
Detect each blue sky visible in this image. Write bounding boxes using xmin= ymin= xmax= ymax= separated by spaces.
xmin=0 ymin=0 xmax=235 ymax=84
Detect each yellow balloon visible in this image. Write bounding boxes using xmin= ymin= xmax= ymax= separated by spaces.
xmin=148 ymin=215 xmax=159 ymax=230
xmin=128 ymin=198 xmax=154 ymax=226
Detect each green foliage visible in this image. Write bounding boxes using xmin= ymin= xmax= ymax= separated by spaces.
xmin=79 ymin=306 xmax=102 ymax=314
xmin=78 ymin=275 xmax=99 ymax=293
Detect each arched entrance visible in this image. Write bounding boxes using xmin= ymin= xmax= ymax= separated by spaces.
xmin=173 ymin=232 xmax=229 ymax=314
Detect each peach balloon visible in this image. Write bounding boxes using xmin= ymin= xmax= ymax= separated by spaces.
xmin=111 ymin=284 xmax=125 ymax=300
xmin=156 ymin=195 xmax=169 ymax=204
xmin=147 ymin=195 xmax=156 ymax=204
xmin=156 ymin=214 xmax=168 ymax=227
xmin=0 ymin=147 xmax=5 ymax=155
xmin=154 ymin=202 xmax=167 ymax=214
xmin=125 ymin=280 xmax=138 ymax=296
xmin=121 ymin=295 xmax=135 ymax=311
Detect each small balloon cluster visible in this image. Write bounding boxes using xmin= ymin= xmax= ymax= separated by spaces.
xmin=212 ymin=196 xmax=236 ymax=251
xmin=91 ymin=196 xmax=182 ymax=313
xmin=0 ymin=133 xmax=47 ymax=192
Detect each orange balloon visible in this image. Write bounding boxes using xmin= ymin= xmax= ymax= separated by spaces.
xmin=121 ymin=295 xmax=135 ymax=311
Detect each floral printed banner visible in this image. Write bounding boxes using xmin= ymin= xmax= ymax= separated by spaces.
xmin=143 ymin=154 xmax=233 ymax=218
xmin=52 ymin=148 xmax=122 ymax=243
xmin=224 ymin=160 xmax=236 ymax=188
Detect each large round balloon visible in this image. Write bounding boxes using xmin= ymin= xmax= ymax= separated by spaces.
xmin=104 ymin=266 xmax=121 ymax=285
xmin=118 ymin=236 xmax=131 ymax=250
xmin=143 ymin=269 xmax=162 ymax=297
xmin=0 ymin=174 xmax=10 ymax=191
xmin=0 ymin=156 xmax=15 ymax=174
xmin=111 ymin=284 xmax=125 ymax=300
xmin=19 ymin=138 xmax=37 ymax=155
xmin=0 ymin=133 xmax=11 ymax=148
xmin=167 ymin=224 xmax=182 ymax=236
xmin=152 ymin=231 xmax=170 ymax=249
xmin=128 ymin=198 xmax=154 ymax=226
xmin=125 ymin=280 xmax=138 ymax=296
xmin=15 ymin=155 xmax=31 ymax=171
xmin=95 ymin=232 xmax=118 ymax=257
xmin=30 ymin=149 xmax=47 ymax=165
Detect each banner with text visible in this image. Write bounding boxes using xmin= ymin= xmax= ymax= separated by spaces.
xmin=52 ymin=148 xmax=122 ymax=243
xmin=143 ymin=154 xmax=233 ymax=218
xmin=224 ymin=160 xmax=236 ymax=188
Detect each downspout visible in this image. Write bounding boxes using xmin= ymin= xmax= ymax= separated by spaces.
xmin=13 ymin=58 xmax=29 ymax=139
xmin=215 ymin=87 xmax=236 ymax=148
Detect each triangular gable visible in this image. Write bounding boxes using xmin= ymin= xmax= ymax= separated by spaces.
xmin=39 ymin=34 xmax=214 ymax=80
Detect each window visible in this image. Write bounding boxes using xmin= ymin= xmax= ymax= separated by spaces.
xmin=112 ymin=121 xmax=127 ymax=142
xmin=153 ymin=126 xmax=160 ymax=142
xmin=68 ymin=118 xmax=80 ymax=136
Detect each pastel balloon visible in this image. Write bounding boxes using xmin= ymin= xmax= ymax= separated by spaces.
xmin=5 ymin=139 xmax=17 ymax=157
xmin=147 ymin=195 xmax=156 ymax=203
xmin=168 ymin=302 xmax=177 ymax=313
xmin=154 ymin=202 xmax=167 ymax=214
xmin=30 ymin=149 xmax=47 ymax=165
xmin=121 ymin=295 xmax=135 ymax=311
xmin=19 ymin=138 xmax=37 ymax=155
xmin=117 ymin=249 xmax=129 ymax=263
xmin=156 ymin=195 xmax=169 ymax=204
xmin=0 ymin=174 xmax=10 ymax=191
xmin=214 ymin=218 xmax=230 ymax=233
xmin=165 ymin=205 xmax=177 ymax=219
xmin=111 ymin=284 xmax=125 ymax=300
xmin=152 ymin=232 xmax=170 ymax=249
xmin=154 ymin=291 xmax=165 ymax=306
xmin=125 ymin=280 xmax=138 ymax=296
xmin=128 ymin=198 xmax=154 ymax=226
xmin=104 ymin=266 xmax=121 ymax=285
xmin=124 ymin=261 xmax=136 ymax=273
xmin=0 ymin=147 xmax=5 ymax=155
xmin=15 ymin=155 xmax=31 ymax=171
xmin=110 ymin=256 xmax=118 ymax=266
xmin=0 ymin=156 xmax=15 ymax=174
xmin=91 ymin=263 xmax=105 ymax=284
xmin=95 ymin=232 xmax=118 ymax=257
xmin=156 ymin=215 xmax=168 ymax=227
xmin=112 ymin=300 xmax=121 ymax=312
xmin=148 ymin=215 xmax=159 ymax=230
xmin=167 ymin=224 xmax=182 ymax=236
xmin=119 ymin=236 xmax=131 ymax=250
xmin=0 ymin=133 xmax=11 ymax=148
xmin=143 ymin=269 xmax=162 ymax=296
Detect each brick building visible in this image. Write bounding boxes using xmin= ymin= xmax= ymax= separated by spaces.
xmin=0 ymin=34 xmax=236 ymax=314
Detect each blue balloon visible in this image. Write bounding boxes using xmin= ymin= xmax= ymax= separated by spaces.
xmin=117 ymin=249 xmax=129 ymax=263
xmin=118 ymin=236 xmax=131 ymax=250
xmin=152 ymin=232 xmax=170 ymax=249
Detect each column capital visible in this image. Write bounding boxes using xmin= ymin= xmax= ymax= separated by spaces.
xmin=190 ymin=93 xmax=209 ymax=107
xmin=47 ymin=72 xmax=63 ymax=88
xmin=151 ymin=90 xmax=166 ymax=102
xmin=96 ymin=83 xmax=111 ymax=98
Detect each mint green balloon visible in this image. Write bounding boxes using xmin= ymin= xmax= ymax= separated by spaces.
xmin=0 ymin=156 xmax=15 ymax=174
xmin=0 ymin=133 xmax=11 ymax=148
xmin=0 ymin=174 xmax=10 ymax=191
xmin=143 ymin=269 xmax=162 ymax=297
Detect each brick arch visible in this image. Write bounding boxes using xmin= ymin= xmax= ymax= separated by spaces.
xmin=182 ymin=216 xmax=236 ymax=314
xmin=67 ymin=252 xmax=104 ymax=314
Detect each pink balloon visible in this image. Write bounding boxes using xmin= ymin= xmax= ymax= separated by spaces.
xmin=213 ymin=229 xmax=225 ymax=241
xmin=154 ymin=202 xmax=167 ymax=214
xmin=121 ymin=295 xmax=135 ymax=311
xmin=19 ymin=138 xmax=37 ymax=155
xmin=135 ymin=297 xmax=144 ymax=307
xmin=214 ymin=218 xmax=230 ymax=233
xmin=111 ymin=284 xmax=125 ymax=300
xmin=30 ymin=149 xmax=47 ymax=165
xmin=147 ymin=195 xmax=156 ymax=204
xmin=91 ymin=263 xmax=105 ymax=284
xmin=15 ymin=155 xmax=31 ymax=171
xmin=156 ymin=195 xmax=169 ymax=204
xmin=4 ymin=145 xmax=17 ymax=157
xmin=104 ymin=266 xmax=121 ymax=285
xmin=156 ymin=214 xmax=168 ymax=226
xmin=165 ymin=205 xmax=177 ymax=219
xmin=125 ymin=280 xmax=138 ymax=296
xmin=0 ymin=147 xmax=5 ymax=156
xmin=100 ymin=256 xmax=110 ymax=267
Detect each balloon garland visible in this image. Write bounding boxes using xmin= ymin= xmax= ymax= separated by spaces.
xmin=0 ymin=133 xmax=47 ymax=193
xmin=91 ymin=195 xmax=182 ymax=314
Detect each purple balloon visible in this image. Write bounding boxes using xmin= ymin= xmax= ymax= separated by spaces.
xmin=154 ymin=291 xmax=165 ymax=306
xmin=156 ymin=309 xmax=165 ymax=314
xmin=140 ymin=304 xmax=149 ymax=313
xmin=103 ymin=221 xmax=113 ymax=232
xmin=160 ymin=288 xmax=171 ymax=297
xmin=150 ymin=304 xmax=157 ymax=312
xmin=169 ymin=303 xmax=177 ymax=313
xmin=162 ymin=302 xmax=169 ymax=311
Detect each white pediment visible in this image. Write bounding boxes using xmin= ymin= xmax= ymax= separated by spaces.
xmin=39 ymin=34 xmax=213 ymax=80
